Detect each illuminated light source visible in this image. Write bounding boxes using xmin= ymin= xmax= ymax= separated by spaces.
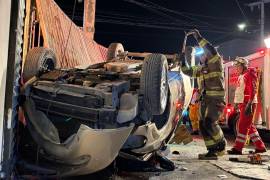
xmin=259 ymin=50 xmax=265 ymax=54
xmin=264 ymin=36 xmax=270 ymax=48
xmin=195 ymin=47 xmax=204 ymax=56
xmin=227 ymin=108 xmax=231 ymax=113
xmin=237 ymin=23 xmax=246 ymax=31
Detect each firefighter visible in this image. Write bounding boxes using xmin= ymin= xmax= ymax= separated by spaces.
xmin=227 ymin=57 xmax=267 ymax=155
xmin=180 ymin=29 xmax=226 ymax=160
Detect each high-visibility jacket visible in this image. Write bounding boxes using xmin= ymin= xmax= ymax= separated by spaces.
xmin=180 ymin=37 xmax=225 ymax=99
xmin=234 ymin=68 xmax=258 ymax=104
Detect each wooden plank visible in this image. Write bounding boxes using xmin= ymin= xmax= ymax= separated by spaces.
xmin=83 ymin=0 xmax=95 ymax=39
xmin=105 ymin=60 xmax=143 ymax=73
xmin=22 ymin=0 xmax=31 ymax=70
xmin=36 ymin=0 xmax=107 ymax=68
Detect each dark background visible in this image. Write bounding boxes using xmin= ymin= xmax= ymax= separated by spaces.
xmin=55 ymin=0 xmax=270 ymax=54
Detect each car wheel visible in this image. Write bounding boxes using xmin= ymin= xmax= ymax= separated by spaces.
xmin=107 ymin=43 xmax=124 ymax=61
xmin=140 ymin=54 xmax=168 ymax=115
xmin=23 ymin=47 xmax=56 ymax=81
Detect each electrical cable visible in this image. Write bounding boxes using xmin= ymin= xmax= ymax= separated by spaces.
xmin=95 ymin=18 xmax=232 ymax=34
xmin=123 ymin=0 xmax=196 ymax=26
xmin=235 ymin=0 xmax=249 ymax=22
xmin=139 ymin=0 xmax=231 ymax=31
xmin=95 ymin=14 xmax=209 ymax=28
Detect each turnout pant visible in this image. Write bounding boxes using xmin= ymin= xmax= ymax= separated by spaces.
xmin=199 ymin=98 xmax=226 ymax=150
xmin=234 ymin=103 xmax=265 ymax=151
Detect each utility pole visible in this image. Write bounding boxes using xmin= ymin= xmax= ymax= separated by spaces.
xmin=247 ymin=0 xmax=270 ymax=46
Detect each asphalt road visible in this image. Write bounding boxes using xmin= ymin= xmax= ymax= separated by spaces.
xmin=77 ymin=129 xmax=270 ymax=180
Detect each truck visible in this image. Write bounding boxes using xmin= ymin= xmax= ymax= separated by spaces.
xmin=219 ymin=48 xmax=270 ymax=137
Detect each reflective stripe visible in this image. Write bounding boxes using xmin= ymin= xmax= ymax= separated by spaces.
xmin=209 ymin=86 xmax=224 ymax=90
xmin=208 ymin=54 xmax=220 ymax=63
xmin=205 ymin=139 xmax=216 ymax=147
xmin=236 ymin=137 xmax=246 ymax=143
xmin=199 ymin=39 xmax=208 ymax=47
xmin=249 ymin=133 xmax=259 ymax=138
xmin=205 ymin=90 xmax=225 ymax=96
xmin=199 ymin=71 xmax=222 ymax=80
xmin=236 ymin=136 xmax=246 ymax=140
xmin=251 ymin=137 xmax=261 ymax=142
xmin=192 ymin=66 xmax=200 ymax=77
xmin=237 ymin=133 xmax=247 ymax=139
xmin=212 ymin=130 xmax=223 ymax=141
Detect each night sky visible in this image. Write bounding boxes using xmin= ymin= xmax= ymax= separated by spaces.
xmin=55 ymin=0 xmax=270 ymax=54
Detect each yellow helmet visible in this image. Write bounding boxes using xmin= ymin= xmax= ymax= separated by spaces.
xmin=233 ymin=57 xmax=248 ymax=67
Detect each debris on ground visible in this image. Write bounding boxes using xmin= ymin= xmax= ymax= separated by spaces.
xmin=229 ymin=154 xmax=269 ymax=164
xmin=178 ymin=167 xmax=188 ymax=171
xmin=217 ymin=174 xmax=228 ymax=179
xmin=172 ymin=151 xmax=180 ymax=155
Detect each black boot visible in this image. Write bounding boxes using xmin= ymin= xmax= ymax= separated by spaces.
xmin=216 ymin=140 xmax=226 ymax=156
xmin=227 ymin=148 xmax=242 ymax=155
xmin=198 ymin=150 xmax=218 ymax=160
xmin=191 ymin=130 xmax=199 ymax=135
xmin=255 ymin=148 xmax=267 ymax=154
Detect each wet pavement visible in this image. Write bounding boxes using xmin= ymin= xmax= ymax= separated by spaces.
xmin=114 ymin=131 xmax=270 ymax=180
xmin=79 ymin=130 xmax=270 ymax=180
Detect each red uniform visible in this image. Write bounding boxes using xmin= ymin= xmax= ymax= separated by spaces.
xmin=233 ymin=68 xmax=265 ymax=151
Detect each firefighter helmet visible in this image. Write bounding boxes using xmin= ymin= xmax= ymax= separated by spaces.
xmin=233 ymin=57 xmax=248 ymax=67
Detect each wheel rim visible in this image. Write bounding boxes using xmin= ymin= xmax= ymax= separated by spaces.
xmin=115 ymin=46 xmax=124 ymax=58
xmin=160 ymin=65 xmax=168 ymax=111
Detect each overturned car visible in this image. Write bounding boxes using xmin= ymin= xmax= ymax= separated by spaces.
xmin=18 ymin=45 xmax=193 ymax=176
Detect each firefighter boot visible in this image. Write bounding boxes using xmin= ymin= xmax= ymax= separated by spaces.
xmin=198 ymin=149 xmax=218 ymax=160
xmin=227 ymin=148 xmax=242 ymax=155
xmin=254 ymin=148 xmax=267 ymax=154
xmin=216 ymin=140 xmax=227 ymax=156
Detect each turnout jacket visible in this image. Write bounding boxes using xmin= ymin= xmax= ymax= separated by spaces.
xmin=181 ymin=37 xmax=225 ymax=99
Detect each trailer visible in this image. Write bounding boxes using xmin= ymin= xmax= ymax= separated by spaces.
xmin=219 ymin=48 xmax=270 ymax=135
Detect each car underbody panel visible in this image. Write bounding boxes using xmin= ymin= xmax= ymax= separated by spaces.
xmin=23 ymin=97 xmax=134 ymax=176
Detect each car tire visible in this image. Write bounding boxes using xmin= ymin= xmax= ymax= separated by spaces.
xmin=23 ymin=47 xmax=56 ymax=81
xmin=155 ymin=152 xmax=175 ymax=171
xmin=140 ymin=54 xmax=168 ymax=115
xmin=107 ymin=43 xmax=124 ymax=61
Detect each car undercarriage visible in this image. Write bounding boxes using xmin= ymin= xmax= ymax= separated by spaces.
xmin=17 ymin=47 xmax=192 ymax=176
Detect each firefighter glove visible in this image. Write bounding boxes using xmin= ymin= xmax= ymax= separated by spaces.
xmin=244 ymin=102 xmax=252 ymax=116
xmin=191 ymin=29 xmax=201 ymax=39
xmin=180 ymin=52 xmax=186 ymax=65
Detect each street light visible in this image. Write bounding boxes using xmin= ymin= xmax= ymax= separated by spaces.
xmin=264 ymin=36 xmax=270 ymax=48
xmin=237 ymin=23 xmax=247 ymax=31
